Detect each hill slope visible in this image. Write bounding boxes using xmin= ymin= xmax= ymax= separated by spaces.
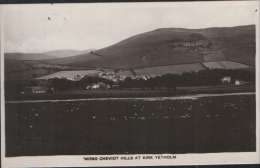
xmin=43 ymin=25 xmax=256 ymax=69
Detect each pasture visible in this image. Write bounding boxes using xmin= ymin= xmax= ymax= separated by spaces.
xmin=4 ymin=59 xmax=31 ymax=73
xmin=5 ymin=94 xmax=256 ymax=156
xmin=35 ymin=70 xmax=102 ymax=80
xmin=5 ymin=69 xmax=57 ymax=81
xmin=203 ymin=61 xmax=251 ymax=69
xmin=134 ymin=63 xmax=206 ymax=75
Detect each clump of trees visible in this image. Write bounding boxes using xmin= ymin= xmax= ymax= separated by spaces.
xmin=119 ymin=74 xmax=176 ymax=89
xmin=118 ymin=69 xmax=255 ymax=88
xmin=50 ymin=76 xmax=114 ymax=91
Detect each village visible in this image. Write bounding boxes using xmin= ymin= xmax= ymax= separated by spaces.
xmin=18 ymin=71 xmax=158 ymax=95
xmin=18 ymin=70 xmax=248 ymax=96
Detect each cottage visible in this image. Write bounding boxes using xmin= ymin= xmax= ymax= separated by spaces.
xmin=92 ymin=84 xmax=100 ymax=89
xmin=86 ymin=82 xmax=111 ymax=90
xmin=221 ymin=76 xmax=231 ymax=84
xmin=235 ymin=79 xmax=245 ymax=86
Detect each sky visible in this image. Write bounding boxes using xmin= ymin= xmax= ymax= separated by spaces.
xmin=2 ymin=1 xmax=259 ymax=53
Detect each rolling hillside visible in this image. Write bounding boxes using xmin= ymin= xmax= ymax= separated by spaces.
xmin=4 ymin=49 xmax=95 ymax=80
xmin=42 ymin=25 xmax=256 ymax=70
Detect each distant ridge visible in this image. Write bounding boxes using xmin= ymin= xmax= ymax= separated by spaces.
xmin=5 ymin=49 xmax=95 ymax=60
xmin=44 ymin=49 xmax=95 ymax=58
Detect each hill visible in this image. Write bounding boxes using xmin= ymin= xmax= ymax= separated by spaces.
xmin=4 ymin=49 xmax=93 ymax=60
xmin=43 ymin=49 xmax=94 ymax=58
xmin=5 ymin=53 xmax=56 ymax=60
xmin=4 ymin=49 xmax=94 ymax=78
xmin=43 ymin=25 xmax=256 ymax=69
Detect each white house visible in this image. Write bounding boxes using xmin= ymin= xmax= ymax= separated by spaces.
xmin=221 ymin=76 xmax=231 ymax=84
xmin=235 ymin=79 xmax=245 ymax=86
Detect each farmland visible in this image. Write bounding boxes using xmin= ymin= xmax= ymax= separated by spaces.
xmin=223 ymin=46 xmax=256 ymax=66
xmin=4 ymin=59 xmax=31 ymax=73
xmin=35 ymin=70 xmax=103 ymax=80
xmin=115 ymin=70 xmax=136 ymax=76
xmin=202 ymin=50 xmax=226 ymax=62
xmin=5 ymin=69 xmax=57 ymax=82
xmin=203 ymin=61 xmax=252 ymax=69
xmin=134 ymin=63 xmax=206 ymax=75
xmin=4 ymin=53 xmax=57 ymax=60
xmin=5 ymin=94 xmax=256 ymax=156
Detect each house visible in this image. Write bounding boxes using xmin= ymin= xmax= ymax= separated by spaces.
xmin=86 ymin=82 xmax=111 ymax=90
xmin=235 ymin=79 xmax=245 ymax=86
xmin=86 ymin=86 xmax=92 ymax=90
xmin=131 ymin=75 xmax=147 ymax=80
xmin=221 ymin=76 xmax=231 ymax=84
xmin=92 ymin=84 xmax=100 ymax=89
xmin=67 ymin=75 xmax=83 ymax=81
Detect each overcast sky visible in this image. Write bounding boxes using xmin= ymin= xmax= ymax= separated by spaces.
xmin=2 ymin=1 xmax=258 ymax=53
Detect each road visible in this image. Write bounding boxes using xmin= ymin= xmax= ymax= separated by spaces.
xmin=5 ymin=92 xmax=255 ymax=104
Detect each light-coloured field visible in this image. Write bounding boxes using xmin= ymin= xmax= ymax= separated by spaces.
xmin=35 ymin=70 xmax=102 ymax=80
xmin=115 ymin=70 xmax=135 ymax=76
xmin=203 ymin=61 xmax=251 ymax=69
xmin=202 ymin=50 xmax=226 ymax=62
xmin=134 ymin=63 xmax=206 ymax=75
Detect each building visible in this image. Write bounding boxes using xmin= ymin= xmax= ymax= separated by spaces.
xmin=67 ymin=75 xmax=84 ymax=81
xmin=86 ymin=82 xmax=111 ymax=90
xmin=235 ymin=79 xmax=245 ymax=86
xmin=221 ymin=76 xmax=231 ymax=84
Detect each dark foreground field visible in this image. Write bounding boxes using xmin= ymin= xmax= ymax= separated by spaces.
xmin=5 ymin=94 xmax=256 ymax=157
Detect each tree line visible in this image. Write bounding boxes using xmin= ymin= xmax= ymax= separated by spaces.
xmin=49 ymin=69 xmax=255 ymax=91
xmin=5 ymin=68 xmax=256 ymax=95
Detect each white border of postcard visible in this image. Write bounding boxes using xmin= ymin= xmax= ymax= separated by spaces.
xmin=1 ymin=1 xmax=260 ymax=167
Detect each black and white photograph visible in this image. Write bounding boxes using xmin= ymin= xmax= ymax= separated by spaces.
xmin=1 ymin=1 xmax=259 ymax=167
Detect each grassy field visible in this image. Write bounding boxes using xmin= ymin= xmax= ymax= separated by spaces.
xmin=35 ymin=70 xmax=102 ymax=80
xmin=5 ymin=94 xmax=256 ymax=156
xmin=223 ymin=45 xmax=256 ymax=66
xmin=5 ymin=69 xmax=57 ymax=81
xmin=202 ymin=50 xmax=226 ymax=62
xmin=4 ymin=59 xmax=31 ymax=73
xmin=116 ymin=70 xmax=136 ymax=76
xmin=4 ymin=53 xmax=56 ymax=60
xmin=134 ymin=63 xmax=206 ymax=75
xmin=176 ymin=84 xmax=255 ymax=91
xmin=203 ymin=61 xmax=252 ymax=69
